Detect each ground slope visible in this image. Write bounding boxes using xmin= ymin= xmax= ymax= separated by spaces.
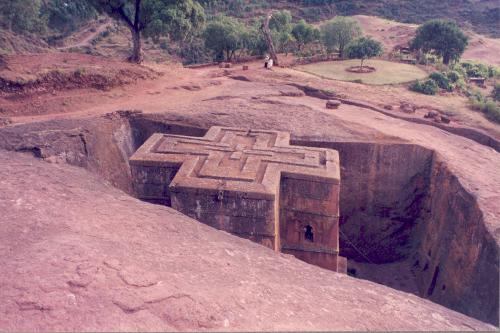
xmin=0 ymin=150 xmax=494 ymax=331
xmin=353 ymin=15 xmax=500 ymax=66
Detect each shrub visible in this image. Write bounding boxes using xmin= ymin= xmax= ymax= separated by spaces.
xmin=483 ymin=101 xmax=500 ymax=123
xmin=450 ymin=63 xmax=467 ymax=77
xmin=429 ymin=72 xmax=452 ymax=91
xmin=492 ymin=83 xmax=500 ymax=102
xmin=489 ymin=66 xmax=500 ymax=79
xmin=461 ymin=61 xmax=489 ymax=78
xmin=446 ymin=70 xmax=461 ymax=83
xmin=410 ymin=79 xmax=438 ymax=95
xmin=468 ymin=89 xmax=500 ymax=123
xmin=180 ymin=37 xmax=211 ymax=65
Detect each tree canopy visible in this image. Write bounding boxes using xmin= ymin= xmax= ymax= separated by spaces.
xmin=345 ymin=36 xmax=383 ymax=68
xmin=202 ymin=15 xmax=246 ymax=61
xmin=0 ymin=0 xmax=46 ymax=35
xmin=42 ymin=1 xmax=97 ymax=33
xmin=320 ymin=16 xmax=361 ymax=57
xmin=88 ymin=0 xmax=205 ymax=63
xmin=291 ymin=19 xmax=319 ymax=50
xmin=268 ymin=10 xmax=295 ymax=55
xmin=410 ymin=19 xmax=468 ymax=65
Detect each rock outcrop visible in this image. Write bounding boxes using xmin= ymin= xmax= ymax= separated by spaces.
xmin=0 ymin=150 xmax=495 ymax=331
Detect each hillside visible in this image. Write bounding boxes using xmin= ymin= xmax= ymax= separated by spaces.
xmin=209 ymin=0 xmax=500 ymax=38
xmin=353 ymin=15 xmax=500 ymax=65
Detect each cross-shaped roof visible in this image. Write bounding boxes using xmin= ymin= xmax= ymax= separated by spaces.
xmin=130 ymin=126 xmax=340 ymax=200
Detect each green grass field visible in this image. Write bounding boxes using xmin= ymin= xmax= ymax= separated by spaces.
xmin=296 ymin=59 xmax=428 ymax=85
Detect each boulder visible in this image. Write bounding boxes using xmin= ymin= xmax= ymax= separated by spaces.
xmin=399 ymin=102 xmax=416 ymax=113
xmin=440 ymin=116 xmax=451 ymax=124
xmin=326 ymin=100 xmax=342 ymax=109
xmin=424 ymin=111 xmax=439 ymax=119
xmin=0 ymin=117 xmax=11 ymax=127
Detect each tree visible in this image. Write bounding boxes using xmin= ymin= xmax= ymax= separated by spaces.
xmin=203 ymin=15 xmax=245 ymax=61
xmin=345 ymin=37 xmax=383 ymax=69
xmin=261 ymin=11 xmax=279 ymax=66
xmin=0 ymin=0 xmax=46 ymax=34
xmin=88 ymin=0 xmax=205 ymax=63
xmin=410 ymin=19 xmax=468 ymax=65
xmin=269 ymin=9 xmax=293 ymax=33
xmin=238 ymin=24 xmax=266 ymax=58
xmin=291 ymin=19 xmax=319 ymax=51
xmin=320 ymin=16 xmax=361 ymax=57
xmin=269 ymin=10 xmax=294 ymax=57
xmin=275 ymin=31 xmax=295 ymax=56
xmin=41 ymin=0 xmax=97 ymax=33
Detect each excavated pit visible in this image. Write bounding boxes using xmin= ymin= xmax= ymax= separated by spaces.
xmin=0 ymin=112 xmax=497 ymax=326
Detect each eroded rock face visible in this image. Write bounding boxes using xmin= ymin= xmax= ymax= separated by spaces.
xmin=0 ymin=150 xmax=495 ymax=331
xmin=294 ymin=140 xmax=499 ymax=325
xmin=414 ymin=159 xmax=499 ymax=325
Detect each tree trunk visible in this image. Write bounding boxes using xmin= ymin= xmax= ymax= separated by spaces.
xmin=360 ymin=58 xmax=364 ymax=70
xmin=261 ymin=11 xmax=279 ymax=66
xmin=130 ymin=28 xmax=144 ymax=63
xmin=443 ymin=53 xmax=450 ymax=65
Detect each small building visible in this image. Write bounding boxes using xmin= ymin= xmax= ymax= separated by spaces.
xmin=469 ymin=77 xmax=486 ymax=86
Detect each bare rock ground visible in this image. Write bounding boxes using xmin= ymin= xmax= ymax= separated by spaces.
xmin=0 ymin=150 xmax=495 ymax=331
xmin=0 ymin=53 xmax=499 ymax=330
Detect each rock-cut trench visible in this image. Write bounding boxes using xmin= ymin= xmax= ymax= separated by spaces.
xmin=0 ymin=111 xmax=497 ymax=326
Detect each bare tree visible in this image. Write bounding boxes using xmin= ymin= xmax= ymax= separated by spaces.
xmin=261 ymin=11 xmax=279 ymax=66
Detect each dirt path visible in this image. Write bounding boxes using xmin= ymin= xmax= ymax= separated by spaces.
xmin=58 ymin=20 xmax=113 ymax=50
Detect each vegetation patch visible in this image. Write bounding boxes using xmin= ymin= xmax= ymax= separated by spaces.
xmin=409 ymin=79 xmax=438 ymax=95
xmin=296 ymin=59 xmax=427 ymax=85
xmin=468 ymin=89 xmax=500 ymax=124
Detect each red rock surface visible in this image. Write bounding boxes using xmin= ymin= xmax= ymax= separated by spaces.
xmin=0 ymin=150 xmax=494 ymax=331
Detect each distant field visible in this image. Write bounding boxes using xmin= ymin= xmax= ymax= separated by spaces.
xmin=296 ymin=59 xmax=428 ymax=85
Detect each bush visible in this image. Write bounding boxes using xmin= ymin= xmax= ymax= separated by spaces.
xmin=418 ymin=53 xmax=438 ymax=65
xmin=446 ymin=70 xmax=461 ymax=83
xmin=410 ymin=79 xmax=438 ymax=95
xmin=461 ymin=61 xmax=489 ymax=78
xmin=489 ymin=66 xmax=500 ymax=79
xmin=429 ymin=72 xmax=452 ymax=91
xmin=492 ymin=83 xmax=500 ymax=102
xmin=484 ymin=101 xmax=500 ymax=123
xmin=468 ymin=89 xmax=500 ymax=123
xmin=179 ymin=37 xmax=212 ymax=65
